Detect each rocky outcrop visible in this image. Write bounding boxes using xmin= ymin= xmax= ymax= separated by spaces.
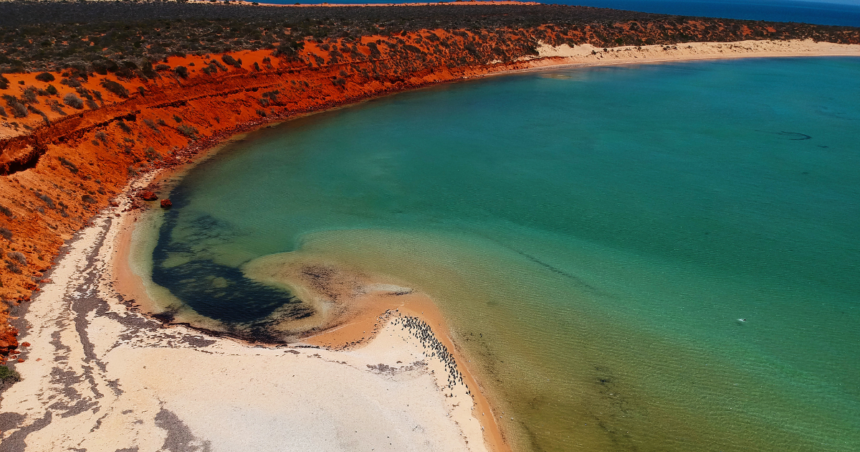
xmin=0 ymin=327 xmax=18 ymax=357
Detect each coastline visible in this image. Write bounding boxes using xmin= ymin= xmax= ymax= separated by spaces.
xmin=0 ymin=191 xmax=494 ymax=450
xmin=1 ymin=38 xmax=859 ymax=450
xmin=109 ymin=130 xmax=510 ymax=450
xmin=528 ymin=38 xmax=860 ymax=68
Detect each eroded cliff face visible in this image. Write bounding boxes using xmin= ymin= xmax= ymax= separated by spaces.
xmin=0 ymin=29 xmax=567 ymax=360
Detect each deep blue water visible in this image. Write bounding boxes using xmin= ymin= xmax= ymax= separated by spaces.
xmin=268 ymin=0 xmax=860 ymax=27
xmin=558 ymin=0 xmax=860 ymax=27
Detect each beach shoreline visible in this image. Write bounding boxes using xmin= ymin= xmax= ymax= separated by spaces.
xmin=2 ymin=39 xmax=859 ymax=450
xmin=530 ymin=38 xmax=860 ymax=68
xmin=109 ymin=130 xmax=511 ymax=450
xmin=0 ymin=173 xmax=501 ymax=450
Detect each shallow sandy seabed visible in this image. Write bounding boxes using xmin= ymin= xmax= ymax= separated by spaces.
xmin=1 ymin=39 xmax=858 ymax=451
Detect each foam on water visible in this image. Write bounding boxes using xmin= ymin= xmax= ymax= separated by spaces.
xmin=137 ymin=57 xmax=860 ymax=450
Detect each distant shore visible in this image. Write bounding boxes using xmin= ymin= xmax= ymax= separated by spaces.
xmin=201 ymin=0 xmax=541 ymax=6
xmin=528 ymin=38 xmax=860 ymax=68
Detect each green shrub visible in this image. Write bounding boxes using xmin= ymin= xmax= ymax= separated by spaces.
xmin=63 ymin=93 xmax=84 ymax=109
xmin=177 ymin=124 xmax=198 ymax=139
xmin=144 ymin=147 xmax=160 ymax=161
xmin=3 ymin=95 xmax=28 ymax=118
xmin=221 ymin=54 xmax=241 ymax=68
xmin=0 ymin=366 xmax=21 ymax=384
xmin=117 ymin=119 xmax=132 ymax=134
xmin=22 ymin=87 xmax=38 ymax=104
xmin=57 ymin=156 xmax=78 ymax=174
xmin=7 ymin=251 xmax=26 ymax=266
xmin=100 ymin=79 xmax=129 ymax=98
xmin=35 ymin=72 xmax=55 ymax=82
xmin=144 ymin=118 xmax=159 ymax=131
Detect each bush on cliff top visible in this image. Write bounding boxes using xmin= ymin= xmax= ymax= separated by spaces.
xmin=57 ymin=156 xmax=78 ymax=174
xmin=3 ymin=95 xmax=28 ymax=118
xmin=35 ymin=72 xmax=55 ymax=82
xmin=177 ymin=124 xmax=198 ymax=139
xmin=7 ymin=251 xmax=26 ymax=266
xmin=221 ymin=54 xmax=242 ymax=68
xmin=63 ymin=93 xmax=84 ymax=109
xmin=5 ymin=259 xmax=21 ymax=274
xmin=100 ymin=79 xmax=129 ymax=98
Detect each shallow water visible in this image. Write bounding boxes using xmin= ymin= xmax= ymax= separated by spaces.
xmin=142 ymin=58 xmax=860 ymax=451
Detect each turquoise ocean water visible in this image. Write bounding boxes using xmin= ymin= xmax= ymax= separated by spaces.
xmin=142 ymin=58 xmax=860 ymax=450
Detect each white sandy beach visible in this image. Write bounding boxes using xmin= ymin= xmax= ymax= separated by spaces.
xmin=530 ymin=38 xmax=860 ymax=68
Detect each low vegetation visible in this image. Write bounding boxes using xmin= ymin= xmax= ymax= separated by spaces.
xmin=0 ymin=2 xmax=856 ymax=77
xmin=0 ymin=365 xmax=21 ymax=384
